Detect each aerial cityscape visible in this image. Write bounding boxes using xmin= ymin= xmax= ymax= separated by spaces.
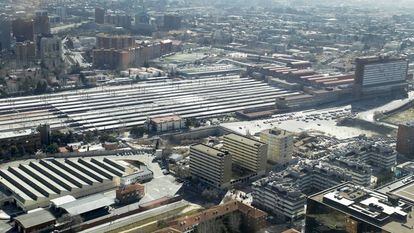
xmin=0 ymin=0 xmax=414 ymax=232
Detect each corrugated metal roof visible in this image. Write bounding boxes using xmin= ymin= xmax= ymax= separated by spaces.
xmin=59 ymin=193 xmax=115 ymax=216
xmin=15 ymin=209 xmax=56 ymax=228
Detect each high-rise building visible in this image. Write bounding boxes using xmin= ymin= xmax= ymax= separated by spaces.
xmin=38 ymin=124 xmax=51 ymax=146
xmin=12 ymin=18 xmax=34 ymax=42
xmin=189 ymin=144 xmax=232 ymax=189
xmin=96 ymin=33 xmax=136 ymax=49
xmin=104 ymin=14 xmax=132 ymax=29
xmin=396 ymin=122 xmax=414 ymax=158
xmin=95 ymin=7 xmax=105 ymax=24
xmin=135 ymin=10 xmax=150 ymax=25
xmin=353 ymin=56 xmax=409 ymax=98
xmin=34 ymin=10 xmax=51 ymax=36
xmin=0 ymin=15 xmax=11 ymax=51
xmin=55 ymin=7 xmax=67 ymax=21
xmin=163 ymin=14 xmax=181 ymax=31
xmin=223 ymin=133 xmax=267 ymax=176
xmin=305 ymin=183 xmax=414 ymax=233
xmin=260 ymin=128 xmax=294 ymax=164
xmin=15 ymin=41 xmax=36 ymax=66
xmin=40 ymin=36 xmax=63 ymax=71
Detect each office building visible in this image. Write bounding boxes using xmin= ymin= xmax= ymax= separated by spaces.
xmin=223 ymin=133 xmax=267 ymax=176
xmin=12 ymin=18 xmax=34 ymax=42
xmin=34 ymin=10 xmax=51 ymax=36
xmin=260 ymin=128 xmax=294 ymax=164
xmin=353 ymin=56 xmax=409 ymax=98
xmin=40 ymin=36 xmax=63 ymax=71
xmin=396 ymin=122 xmax=414 ymax=158
xmin=15 ymin=41 xmax=36 ymax=67
xmin=95 ymin=7 xmax=105 ymax=24
xmin=0 ymin=15 xmax=11 ymax=51
xmin=189 ymin=144 xmax=232 ymax=189
xmin=305 ymin=183 xmax=414 ymax=233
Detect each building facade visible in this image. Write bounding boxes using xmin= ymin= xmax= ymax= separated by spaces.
xmin=223 ymin=133 xmax=267 ymax=176
xmin=40 ymin=36 xmax=63 ymax=71
xmin=396 ymin=122 xmax=414 ymax=159
xmin=189 ymin=144 xmax=232 ymax=189
xmin=353 ymin=56 xmax=409 ymax=98
xmin=147 ymin=115 xmax=186 ymax=133
xmin=0 ymin=15 xmax=11 ymax=51
xmin=12 ymin=18 xmax=34 ymax=42
xmin=260 ymin=128 xmax=294 ymax=164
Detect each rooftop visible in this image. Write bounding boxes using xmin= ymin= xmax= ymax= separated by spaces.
xmin=150 ymin=115 xmax=182 ymax=124
xmin=59 ymin=193 xmax=115 ymax=216
xmin=191 ymin=144 xmax=229 ymax=158
xmin=309 ymin=183 xmax=414 ymax=233
xmin=224 ymin=133 xmax=265 ymax=147
xmin=15 ymin=208 xmax=56 ymax=229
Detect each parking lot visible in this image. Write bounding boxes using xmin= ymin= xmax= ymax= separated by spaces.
xmin=222 ymin=105 xmax=379 ymax=139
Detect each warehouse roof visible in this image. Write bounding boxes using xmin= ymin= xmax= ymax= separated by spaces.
xmin=59 ymin=193 xmax=115 ymax=216
xmin=15 ymin=209 xmax=56 ymax=229
xmin=50 ymin=195 xmax=76 ymax=207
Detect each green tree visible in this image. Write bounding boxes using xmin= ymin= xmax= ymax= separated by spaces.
xmin=18 ymin=145 xmax=26 ymax=157
xmin=130 ymin=126 xmax=145 ymax=138
xmin=10 ymin=145 xmax=18 ymax=157
xmin=99 ymin=133 xmax=117 ymax=143
xmin=46 ymin=143 xmax=59 ymax=154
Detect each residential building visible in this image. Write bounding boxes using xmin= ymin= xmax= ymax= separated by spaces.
xmin=0 ymin=15 xmax=11 ymax=51
xmin=40 ymin=36 xmax=63 ymax=71
xmin=95 ymin=7 xmax=105 ymax=24
xmin=396 ymin=122 xmax=414 ymax=158
xmin=34 ymin=10 xmax=51 ymax=37
xmin=156 ymin=201 xmax=267 ymax=233
xmin=260 ymin=128 xmax=294 ymax=164
xmin=223 ymin=133 xmax=267 ymax=176
xmin=189 ymin=144 xmax=232 ymax=189
xmin=12 ymin=18 xmax=34 ymax=42
xmin=15 ymin=41 xmax=36 ymax=67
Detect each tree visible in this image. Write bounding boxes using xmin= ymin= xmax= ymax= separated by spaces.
xmin=10 ymin=145 xmax=18 ymax=157
xmin=130 ymin=126 xmax=145 ymax=138
xmin=34 ymin=80 xmax=48 ymax=94
xmin=18 ymin=145 xmax=26 ymax=157
xmin=99 ymin=133 xmax=117 ymax=143
xmin=46 ymin=143 xmax=59 ymax=154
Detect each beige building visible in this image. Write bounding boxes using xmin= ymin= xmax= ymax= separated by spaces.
xmin=260 ymin=128 xmax=293 ymax=164
xmin=147 ymin=115 xmax=186 ymax=133
xmin=223 ymin=134 xmax=267 ymax=176
xmin=189 ymin=144 xmax=232 ymax=189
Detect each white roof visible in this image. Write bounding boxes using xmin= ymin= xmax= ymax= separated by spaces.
xmin=50 ymin=195 xmax=76 ymax=207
